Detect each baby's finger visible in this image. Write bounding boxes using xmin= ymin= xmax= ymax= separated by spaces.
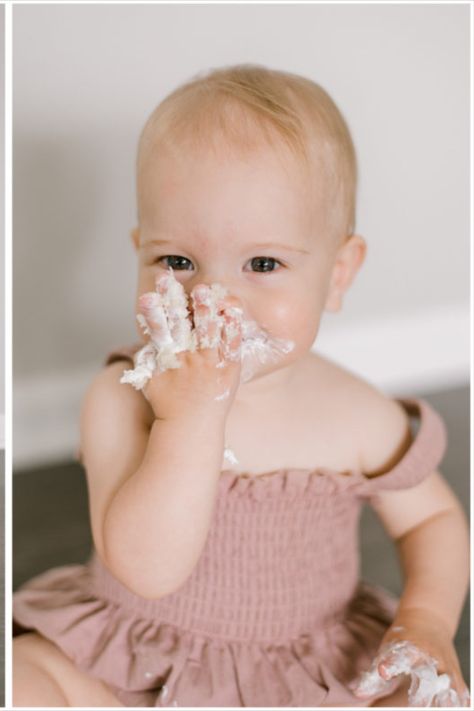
xmin=191 ymin=284 xmax=222 ymax=350
xmin=155 ymin=271 xmax=192 ymax=349
xmin=433 ymin=682 xmax=471 ymax=707
xmin=377 ymin=643 xmax=426 ymax=680
xmin=459 ymin=687 xmax=471 ymax=707
xmin=220 ymin=302 xmax=243 ymax=362
xmin=439 ymin=667 xmax=471 ymax=707
xmin=138 ymin=292 xmax=173 ymax=348
xmin=348 ymin=668 xmax=394 ymax=699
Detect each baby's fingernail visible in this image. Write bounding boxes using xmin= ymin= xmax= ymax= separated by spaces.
xmin=192 ymin=284 xmax=212 ymax=306
xmin=139 ymin=293 xmax=163 ymax=321
xmin=350 ymin=685 xmax=369 ymax=699
xmin=460 ymin=689 xmax=471 ymax=707
xmin=226 ymin=305 xmax=243 ymax=317
xmin=348 ymin=679 xmax=361 ymax=692
xmin=155 ymin=272 xmax=171 ymax=290
xmin=377 ymin=662 xmax=394 ymax=681
xmin=139 ymin=292 xmax=156 ymax=307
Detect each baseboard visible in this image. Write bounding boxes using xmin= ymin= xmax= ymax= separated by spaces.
xmin=315 ymin=302 xmax=470 ymax=395
xmin=14 ymin=367 xmax=94 ymax=470
xmin=13 ymin=303 xmax=470 ymax=470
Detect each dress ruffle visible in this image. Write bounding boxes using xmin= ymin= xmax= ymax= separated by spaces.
xmin=218 ymin=466 xmax=364 ymax=501
xmin=14 ymin=562 xmax=399 ymax=707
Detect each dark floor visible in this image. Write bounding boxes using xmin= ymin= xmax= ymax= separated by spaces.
xmin=13 ymin=386 xmax=470 ymax=688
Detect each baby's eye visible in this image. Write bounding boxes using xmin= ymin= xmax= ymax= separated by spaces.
xmin=246 ymin=257 xmax=282 ymax=273
xmin=158 ymin=255 xmax=194 ymax=271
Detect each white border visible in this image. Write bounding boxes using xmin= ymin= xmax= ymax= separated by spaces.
xmin=6 ymin=0 xmax=474 ymax=5
xmin=5 ymin=1 xmax=12 ymax=707
xmin=469 ymin=0 xmax=473 ymax=700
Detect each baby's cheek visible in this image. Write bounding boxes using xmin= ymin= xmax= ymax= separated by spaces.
xmin=262 ymin=296 xmax=320 ymax=346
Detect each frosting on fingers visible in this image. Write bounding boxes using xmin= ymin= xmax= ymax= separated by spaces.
xmin=351 ymin=640 xmax=469 ymax=707
xmin=190 ymin=283 xmax=227 ymax=350
xmin=156 ymin=271 xmax=194 ymax=350
xmin=121 ymin=270 xmax=295 ymax=390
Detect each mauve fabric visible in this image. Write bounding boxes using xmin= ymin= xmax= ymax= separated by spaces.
xmin=13 ymin=350 xmax=448 ymax=706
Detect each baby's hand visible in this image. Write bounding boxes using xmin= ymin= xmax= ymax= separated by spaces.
xmin=141 ymin=282 xmax=243 ymax=422
xmin=350 ymin=608 xmax=470 ymax=706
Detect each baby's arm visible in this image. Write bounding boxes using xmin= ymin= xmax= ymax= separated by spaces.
xmin=370 ymin=471 xmax=469 ymax=641
xmin=81 ymin=294 xmax=242 ymax=599
xmin=352 ymin=397 xmax=469 ymax=703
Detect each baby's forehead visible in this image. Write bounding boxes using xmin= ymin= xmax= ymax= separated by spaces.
xmin=138 ymin=147 xmax=340 ymax=261
xmin=140 ymin=135 xmax=331 ymax=219
xmin=139 ymin=128 xmax=335 ymax=213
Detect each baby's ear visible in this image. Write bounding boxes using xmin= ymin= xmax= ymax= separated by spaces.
xmin=131 ymin=227 xmax=140 ymax=251
xmin=324 ymin=234 xmax=367 ymax=313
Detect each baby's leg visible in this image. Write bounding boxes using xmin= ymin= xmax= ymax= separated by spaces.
xmin=13 ymin=633 xmax=123 ymax=707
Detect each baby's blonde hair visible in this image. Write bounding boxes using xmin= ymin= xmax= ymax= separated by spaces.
xmin=137 ymin=64 xmax=357 ymax=241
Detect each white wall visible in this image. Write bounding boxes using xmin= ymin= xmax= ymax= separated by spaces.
xmin=13 ymin=3 xmax=470 ymax=466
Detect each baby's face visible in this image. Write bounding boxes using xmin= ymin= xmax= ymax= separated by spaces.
xmin=134 ymin=141 xmax=348 ymax=384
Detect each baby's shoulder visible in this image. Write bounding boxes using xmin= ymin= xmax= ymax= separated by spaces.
xmin=81 ymin=360 xmax=154 ymax=431
xmin=303 ymin=352 xmax=412 ymax=477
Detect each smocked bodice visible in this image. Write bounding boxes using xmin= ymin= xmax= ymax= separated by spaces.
xmin=90 ymin=469 xmax=364 ymax=642
xmin=89 ymin=395 xmax=447 ymax=643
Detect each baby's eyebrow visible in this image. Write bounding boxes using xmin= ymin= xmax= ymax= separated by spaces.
xmin=141 ymin=239 xmax=173 ymax=249
xmin=250 ymin=242 xmax=311 ymax=255
xmin=141 ymin=238 xmax=310 ymax=255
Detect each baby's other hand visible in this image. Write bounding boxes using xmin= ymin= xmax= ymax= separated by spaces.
xmin=141 ymin=284 xmax=243 ymax=422
xmin=351 ymin=608 xmax=470 ymax=706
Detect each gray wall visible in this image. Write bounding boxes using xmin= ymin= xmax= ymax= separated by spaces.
xmin=13 ymin=3 xmax=469 ymax=381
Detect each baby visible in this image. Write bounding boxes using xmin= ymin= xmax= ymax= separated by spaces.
xmin=13 ymin=64 xmax=470 ymax=708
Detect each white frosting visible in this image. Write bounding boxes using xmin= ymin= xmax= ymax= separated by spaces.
xmin=239 ymin=318 xmax=294 ymax=383
xmin=352 ymin=640 xmax=469 ymax=707
xmin=214 ymin=388 xmax=231 ymax=402
xmin=191 ymin=282 xmax=228 ymax=350
xmin=223 ymin=447 xmax=239 ymax=466
xmin=121 ymin=269 xmax=295 ymax=390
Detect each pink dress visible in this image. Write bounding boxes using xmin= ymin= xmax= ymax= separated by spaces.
xmin=13 ymin=349 xmax=448 ymax=707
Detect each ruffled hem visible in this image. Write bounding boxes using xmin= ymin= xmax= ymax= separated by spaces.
xmin=13 ymin=563 xmax=400 ymax=707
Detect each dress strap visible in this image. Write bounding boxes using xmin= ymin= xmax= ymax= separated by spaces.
xmin=105 ymin=343 xmax=142 ymax=367
xmin=358 ymin=397 xmax=448 ymax=498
